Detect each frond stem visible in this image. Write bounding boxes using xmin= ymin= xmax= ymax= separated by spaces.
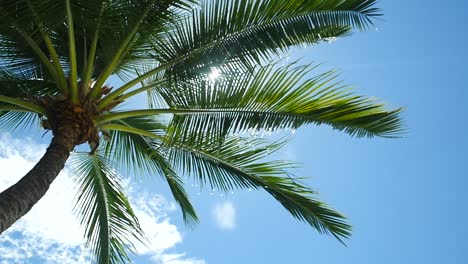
xmin=0 ymin=96 xmax=46 ymax=115
xmin=119 ymin=81 xmax=165 ymax=101
xmin=96 ymin=108 xmax=302 ymax=126
xmin=82 ymin=0 xmax=108 ymax=88
xmin=90 ymin=0 xmax=158 ymax=98
xmin=99 ymin=124 xmax=161 ymax=139
xmin=66 ymin=0 xmax=79 ymax=103
xmin=26 ymin=1 xmax=68 ymax=94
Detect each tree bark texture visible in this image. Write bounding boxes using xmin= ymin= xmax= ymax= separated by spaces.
xmin=0 ymin=124 xmax=79 ymax=234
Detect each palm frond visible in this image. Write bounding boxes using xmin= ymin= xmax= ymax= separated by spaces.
xmin=91 ymin=0 xmax=196 ymax=93
xmin=0 ymin=110 xmax=40 ymax=135
xmin=0 ymin=61 xmax=55 ymax=96
xmin=70 ymin=152 xmax=144 ymax=264
xmin=0 ymin=0 xmax=194 ymax=84
xmin=100 ymin=63 xmax=403 ymax=141
xmin=105 ymin=117 xmax=167 ymax=177
xmin=0 ymin=1 xmax=69 ymax=86
xmin=104 ymin=117 xmax=198 ymax=225
xmin=150 ymin=0 xmax=379 ymax=81
xmin=117 ymin=62 xmax=169 ymax=108
xmin=170 ymin=63 xmax=402 ymax=139
xmin=160 ymin=135 xmax=351 ymax=241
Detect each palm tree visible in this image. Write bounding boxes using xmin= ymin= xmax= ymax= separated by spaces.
xmin=0 ymin=0 xmax=402 ymax=262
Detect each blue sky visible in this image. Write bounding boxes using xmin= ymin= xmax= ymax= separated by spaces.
xmin=1 ymin=0 xmax=467 ymax=263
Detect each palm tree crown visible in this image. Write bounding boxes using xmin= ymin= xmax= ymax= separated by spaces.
xmin=0 ymin=0 xmax=402 ymax=263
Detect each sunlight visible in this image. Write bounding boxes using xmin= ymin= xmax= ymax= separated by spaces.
xmin=208 ymin=68 xmax=221 ymax=81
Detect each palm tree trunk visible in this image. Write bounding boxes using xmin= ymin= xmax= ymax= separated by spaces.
xmin=0 ymin=124 xmax=79 ymax=234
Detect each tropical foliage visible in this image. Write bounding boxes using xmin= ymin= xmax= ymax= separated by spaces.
xmin=0 ymin=0 xmax=402 ymax=263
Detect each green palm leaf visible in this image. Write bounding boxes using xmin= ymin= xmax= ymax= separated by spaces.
xmin=100 ymin=120 xmax=351 ymax=241
xmin=105 ymin=117 xmax=167 ymax=177
xmin=160 ymin=135 xmax=351 ymax=241
xmin=104 ymin=117 xmax=198 ymax=225
xmin=0 ymin=68 xmax=56 ymax=98
xmin=0 ymin=69 xmax=49 ymax=133
xmin=70 ymin=152 xmax=144 ymax=264
xmin=0 ymin=110 xmax=40 ymax=135
xmin=169 ymin=64 xmax=402 ymax=139
xmin=151 ymin=0 xmax=379 ymax=80
xmin=99 ymin=63 xmax=403 ymax=141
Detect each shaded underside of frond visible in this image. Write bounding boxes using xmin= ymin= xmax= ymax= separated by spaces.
xmin=104 ymin=117 xmax=198 ymax=225
xmin=159 ymin=135 xmax=351 ymax=241
xmin=151 ymin=0 xmax=380 ymax=81
xmin=0 ymin=110 xmax=40 ymax=135
xmin=0 ymin=0 xmax=195 ymax=83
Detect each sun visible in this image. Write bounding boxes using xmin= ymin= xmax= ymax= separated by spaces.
xmin=208 ymin=68 xmax=221 ymax=81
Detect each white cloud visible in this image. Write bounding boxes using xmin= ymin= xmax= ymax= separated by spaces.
xmin=156 ymin=253 xmax=207 ymax=264
xmin=212 ymin=201 xmax=236 ymax=231
xmin=0 ymin=134 xmax=205 ymax=264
